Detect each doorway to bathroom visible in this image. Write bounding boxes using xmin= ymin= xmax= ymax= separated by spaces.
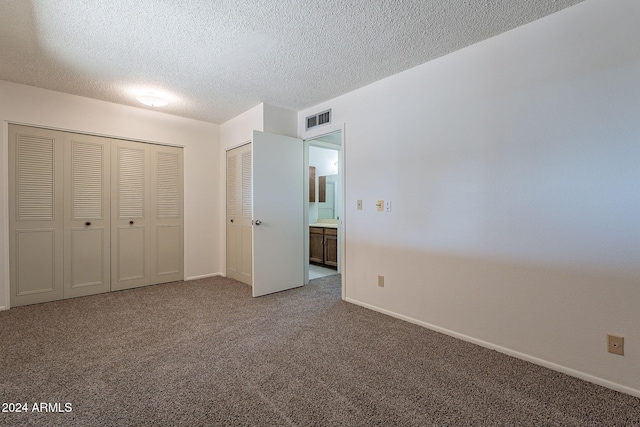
xmin=305 ymin=130 xmax=343 ymax=292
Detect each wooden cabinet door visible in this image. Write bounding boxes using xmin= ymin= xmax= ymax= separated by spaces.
xmin=309 ymin=227 xmax=324 ymax=264
xmin=324 ymin=228 xmax=338 ymax=267
xmin=318 ymin=176 xmax=326 ymax=203
xmin=309 ymin=166 xmax=316 ymax=202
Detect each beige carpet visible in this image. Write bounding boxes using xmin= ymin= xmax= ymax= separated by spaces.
xmin=1 ymin=275 xmax=639 ymax=426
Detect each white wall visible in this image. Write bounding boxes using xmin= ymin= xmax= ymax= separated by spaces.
xmin=264 ymin=104 xmax=297 ymax=138
xmin=220 ymin=103 xmax=264 ymax=151
xmin=218 ymin=103 xmax=297 ymax=152
xmin=309 ymin=146 xmax=339 ymax=177
xmin=298 ymin=0 xmax=640 ymax=395
xmin=0 ymin=81 xmax=221 ymax=309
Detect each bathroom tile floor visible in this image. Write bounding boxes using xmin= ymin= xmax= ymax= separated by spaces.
xmin=309 ymin=264 xmax=337 ymax=280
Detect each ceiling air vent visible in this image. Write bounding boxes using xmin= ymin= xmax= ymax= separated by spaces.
xmin=306 ymin=109 xmax=331 ymax=130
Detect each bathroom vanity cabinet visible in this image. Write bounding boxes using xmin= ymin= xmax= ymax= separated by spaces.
xmin=309 ymin=226 xmax=337 ymax=268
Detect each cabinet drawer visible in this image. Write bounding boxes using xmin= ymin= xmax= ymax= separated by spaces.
xmin=324 ymin=228 xmax=337 ymax=236
xmin=310 ymin=227 xmax=324 ymax=235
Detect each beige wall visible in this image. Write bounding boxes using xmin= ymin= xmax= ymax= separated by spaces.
xmin=298 ymin=0 xmax=640 ymax=396
xmin=0 ymin=81 xmax=221 ymax=309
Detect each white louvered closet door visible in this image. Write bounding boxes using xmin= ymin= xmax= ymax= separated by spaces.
xmin=150 ymin=145 xmax=183 ymax=285
xmin=8 ymin=125 xmax=64 ymax=307
xmin=111 ymin=139 xmax=151 ymax=291
xmin=63 ymin=133 xmax=111 ymax=299
xmin=9 ymin=125 xmax=184 ymax=307
xmin=226 ymin=143 xmax=253 ymax=285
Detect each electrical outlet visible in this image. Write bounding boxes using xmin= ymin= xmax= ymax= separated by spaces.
xmin=385 ymin=201 xmax=392 ymax=212
xmin=357 ymin=199 xmax=363 ymax=210
xmin=378 ymin=275 xmax=384 ymax=287
xmin=607 ymin=334 xmax=624 ymax=356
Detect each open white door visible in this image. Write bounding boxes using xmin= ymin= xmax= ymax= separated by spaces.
xmin=252 ymin=131 xmax=304 ymax=297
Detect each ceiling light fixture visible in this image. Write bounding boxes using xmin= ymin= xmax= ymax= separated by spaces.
xmin=136 ymin=95 xmax=169 ymax=107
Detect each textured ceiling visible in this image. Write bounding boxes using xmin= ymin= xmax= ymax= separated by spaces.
xmin=0 ymin=0 xmax=585 ymax=124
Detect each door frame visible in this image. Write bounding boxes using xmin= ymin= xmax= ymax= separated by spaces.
xmin=303 ymin=122 xmax=346 ymax=301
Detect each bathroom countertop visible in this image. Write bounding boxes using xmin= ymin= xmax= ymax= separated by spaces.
xmin=309 ymin=223 xmax=338 ymax=228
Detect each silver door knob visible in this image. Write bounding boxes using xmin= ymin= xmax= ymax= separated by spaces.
xmin=253 ymin=220 xmax=262 ymax=226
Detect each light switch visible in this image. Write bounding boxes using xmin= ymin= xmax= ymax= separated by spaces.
xmin=376 ymin=200 xmax=384 ymax=212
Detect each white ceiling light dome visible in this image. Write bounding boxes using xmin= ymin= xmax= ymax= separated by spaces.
xmin=136 ymin=95 xmax=169 ymax=107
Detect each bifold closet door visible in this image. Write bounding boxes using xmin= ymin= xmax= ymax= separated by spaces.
xmin=9 ymin=125 xmax=183 ymax=306
xmin=150 ymin=145 xmax=184 ymax=285
xmin=63 ymin=133 xmax=111 ymax=299
xmin=8 ymin=125 xmax=64 ymax=307
xmin=226 ymin=143 xmax=253 ymax=286
xmin=111 ymin=139 xmax=151 ymax=291
xmin=110 ymin=141 xmax=183 ymax=290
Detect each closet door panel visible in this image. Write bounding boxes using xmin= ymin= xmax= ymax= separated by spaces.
xmin=150 ymin=145 xmax=183 ymax=284
xmin=64 ymin=133 xmax=111 ymax=298
xmin=116 ymin=226 xmax=146 ymax=280
xmin=15 ymin=230 xmax=56 ymax=294
xmin=154 ymin=225 xmax=181 ymax=276
xmin=226 ymin=150 xmax=240 ymax=280
xmin=70 ymin=228 xmax=106 ymax=287
xmin=8 ymin=125 xmax=64 ymax=307
xmin=226 ymin=144 xmax=252 ymax=285
xmin=111 ymin=140 xmax=150 ymax=290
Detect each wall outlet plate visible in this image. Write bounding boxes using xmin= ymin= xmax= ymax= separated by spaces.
xmin=378 ymin=275 xmax=384 ymax=287
xmin=607 ymin=334 xmax=624 ymax=355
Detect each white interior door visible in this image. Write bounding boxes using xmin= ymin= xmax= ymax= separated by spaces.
xmin=252 ymin=131 xmax=304 ymax=297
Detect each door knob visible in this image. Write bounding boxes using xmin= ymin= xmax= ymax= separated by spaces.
xmin=253 ymin=220 xmax=262 ymax=226
xmin=129 ymin=220 xmax=134 ymax=225
xmin=85 ymin=222 xmax=91 ymax=226
xmin=230 ymin=219 xmax=234 ymax=223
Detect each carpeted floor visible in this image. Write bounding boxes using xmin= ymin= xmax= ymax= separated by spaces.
xmin=1 ymin=275 xmax=639 ymax=426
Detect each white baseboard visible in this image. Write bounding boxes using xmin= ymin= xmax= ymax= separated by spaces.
xmin=185 ymin=272 xmax=223 ymax=281
xmin=0 ymin=306 xmax=6 ymax=311
xmin=345 ymin=297 xmax=640 ymax=399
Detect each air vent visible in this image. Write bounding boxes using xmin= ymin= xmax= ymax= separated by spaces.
xmin=306 ymin=109 xmax=331 ymax=130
